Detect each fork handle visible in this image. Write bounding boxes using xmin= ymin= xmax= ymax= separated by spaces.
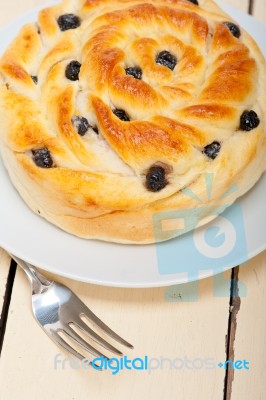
xmin=11 ymin=255 xmax=53 ymax=295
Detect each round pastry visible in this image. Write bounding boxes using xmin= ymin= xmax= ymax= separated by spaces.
xmin=0 ymin=0 xmax=265 ymax=243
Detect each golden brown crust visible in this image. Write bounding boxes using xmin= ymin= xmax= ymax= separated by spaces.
xmin=0 ymin=0 xmax=266 ymax=243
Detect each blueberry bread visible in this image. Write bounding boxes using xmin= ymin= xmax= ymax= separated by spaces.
xmin=0 ymin=0 xmax=265 ymax=243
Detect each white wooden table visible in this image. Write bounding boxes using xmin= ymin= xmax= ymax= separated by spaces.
xmin=0 ymin=1 xmax=266 ymax=399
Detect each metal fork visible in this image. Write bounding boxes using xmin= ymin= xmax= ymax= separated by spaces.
xmin=12 ymin=255 xmax=133 ymax=361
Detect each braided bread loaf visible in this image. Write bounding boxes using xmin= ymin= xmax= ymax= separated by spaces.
xmin=0 ymin=0 xmax=265 ymax=243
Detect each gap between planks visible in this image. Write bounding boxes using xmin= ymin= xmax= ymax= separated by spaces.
xmin=0 ymin=259 xmax=17 ymax=356
xmin=223 ymin=267 xmax=241 ymax=400
xmin=248 ymin=0 xmax=254 ymax=15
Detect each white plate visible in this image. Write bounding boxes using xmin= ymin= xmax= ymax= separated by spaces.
xmin=0 ymin=2 xmax=266 ymax=288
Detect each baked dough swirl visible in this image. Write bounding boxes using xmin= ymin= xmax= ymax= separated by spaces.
xmin=0 ymin=0 xmax=265 ymax=243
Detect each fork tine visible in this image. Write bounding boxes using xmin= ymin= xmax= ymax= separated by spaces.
xmin=63 ymin=325 xmax=110 ymax=360
xmin=80 ymin=307 xmax=134 ymax=349
xmin=73 ymin=318 xmax=123 ymax=355
xmin=51 ymin=330 xmax=85 ymax=361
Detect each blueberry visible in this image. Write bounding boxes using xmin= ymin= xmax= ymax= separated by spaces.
xmin=125 ymin=67 xmax=142 ymax=80
xmin=32 ymin=148 xmax=53 ymax=168
xmin=57 ymin=14 xmax=81 ymax=31
xmin=71 ymin=116 xmax=90 ymax=136
xmin=113 ymin=109 xmax=130 ymax=121
xmin=65 ymin=61 xmax=81 ymax=81
xmin=223 ymin=22 xmax=241 ymax=38
xmin=203 ymin=141 xmax=221 ymax=160
xmin=187 ymin=0 xmax=199 ymax=4
xmin=31 ymin=76 xmax=38 ymax=84
xmin=240 ymin=110 xmax=260 ymax=131
xmin=146 ymin=166 xmax=167 ymax=192
xmin=156 ymin=51 xmax=177 ymax=71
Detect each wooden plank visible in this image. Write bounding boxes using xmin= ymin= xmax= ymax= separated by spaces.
xmin=0 ymin=0 xmax=250 ymax=28
xmin=230 ymin=251 xmax=266 ymax=399
xmin=0 ymin=267 xmax=231 ymax=400
xmin=0 ymin=0 xmax=44 ymax=28
xmin=221 ymin=0 xmax=249 ymax=12
xmin=253 ymin=0 xmax=266 ymax=23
